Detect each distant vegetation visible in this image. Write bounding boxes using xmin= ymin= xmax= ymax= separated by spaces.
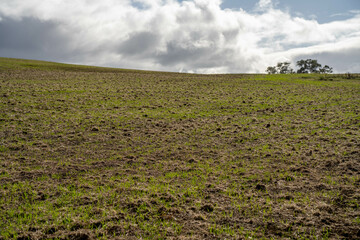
xmin=267 ymin=59 xmax=333 ymax=74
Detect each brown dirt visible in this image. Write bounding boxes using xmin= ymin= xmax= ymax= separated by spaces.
xmin=0 ymin=60 xmax=359 ymax=239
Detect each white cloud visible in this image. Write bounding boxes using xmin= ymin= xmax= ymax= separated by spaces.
xmin=256 ymin=0 xmax=273 ymax=11
xmin=0 ymin=0 xmax=359 ymax=73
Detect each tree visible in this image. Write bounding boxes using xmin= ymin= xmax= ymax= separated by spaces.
xmin=319 ymin=65 xmax=333 ymax=74
xmin=266 ymin=66 xmax=277 ymax=74
xmin=296 ymin=59 xmax=308 ymax=73
xmin=266 ymin=62 xmax=293 ymax=74
xmin=277 ymin=62 xmax=293 ymax=74
xmin=296 ymin=59 xmax=322 ymax=73
xmin=309 ymin=59 xmax=322 ymax=73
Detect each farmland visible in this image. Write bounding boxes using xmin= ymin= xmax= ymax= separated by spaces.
xmin=0 ymin=58 xmax=359 ymax=239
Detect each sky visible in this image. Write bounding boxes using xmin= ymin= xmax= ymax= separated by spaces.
xmin=0 ymin=0 xmax=359 ymax=73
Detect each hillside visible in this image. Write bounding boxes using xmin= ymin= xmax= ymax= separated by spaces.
xmin=0 ymin=58 xmax=359 ymax=239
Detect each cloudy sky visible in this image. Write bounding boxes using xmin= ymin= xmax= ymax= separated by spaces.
xmin=0 ymin=0 xmax=359 ymax=73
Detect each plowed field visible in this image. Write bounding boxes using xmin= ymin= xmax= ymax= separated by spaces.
xmin=0 ymin=58 xmax=359 ymax=239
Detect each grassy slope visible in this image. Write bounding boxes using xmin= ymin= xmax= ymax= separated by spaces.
xmin=0 ymin=58 xmax=359 ymax=239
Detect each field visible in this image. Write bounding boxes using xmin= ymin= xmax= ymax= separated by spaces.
xmin=0 ymin=58 xmax=359 ymax=239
